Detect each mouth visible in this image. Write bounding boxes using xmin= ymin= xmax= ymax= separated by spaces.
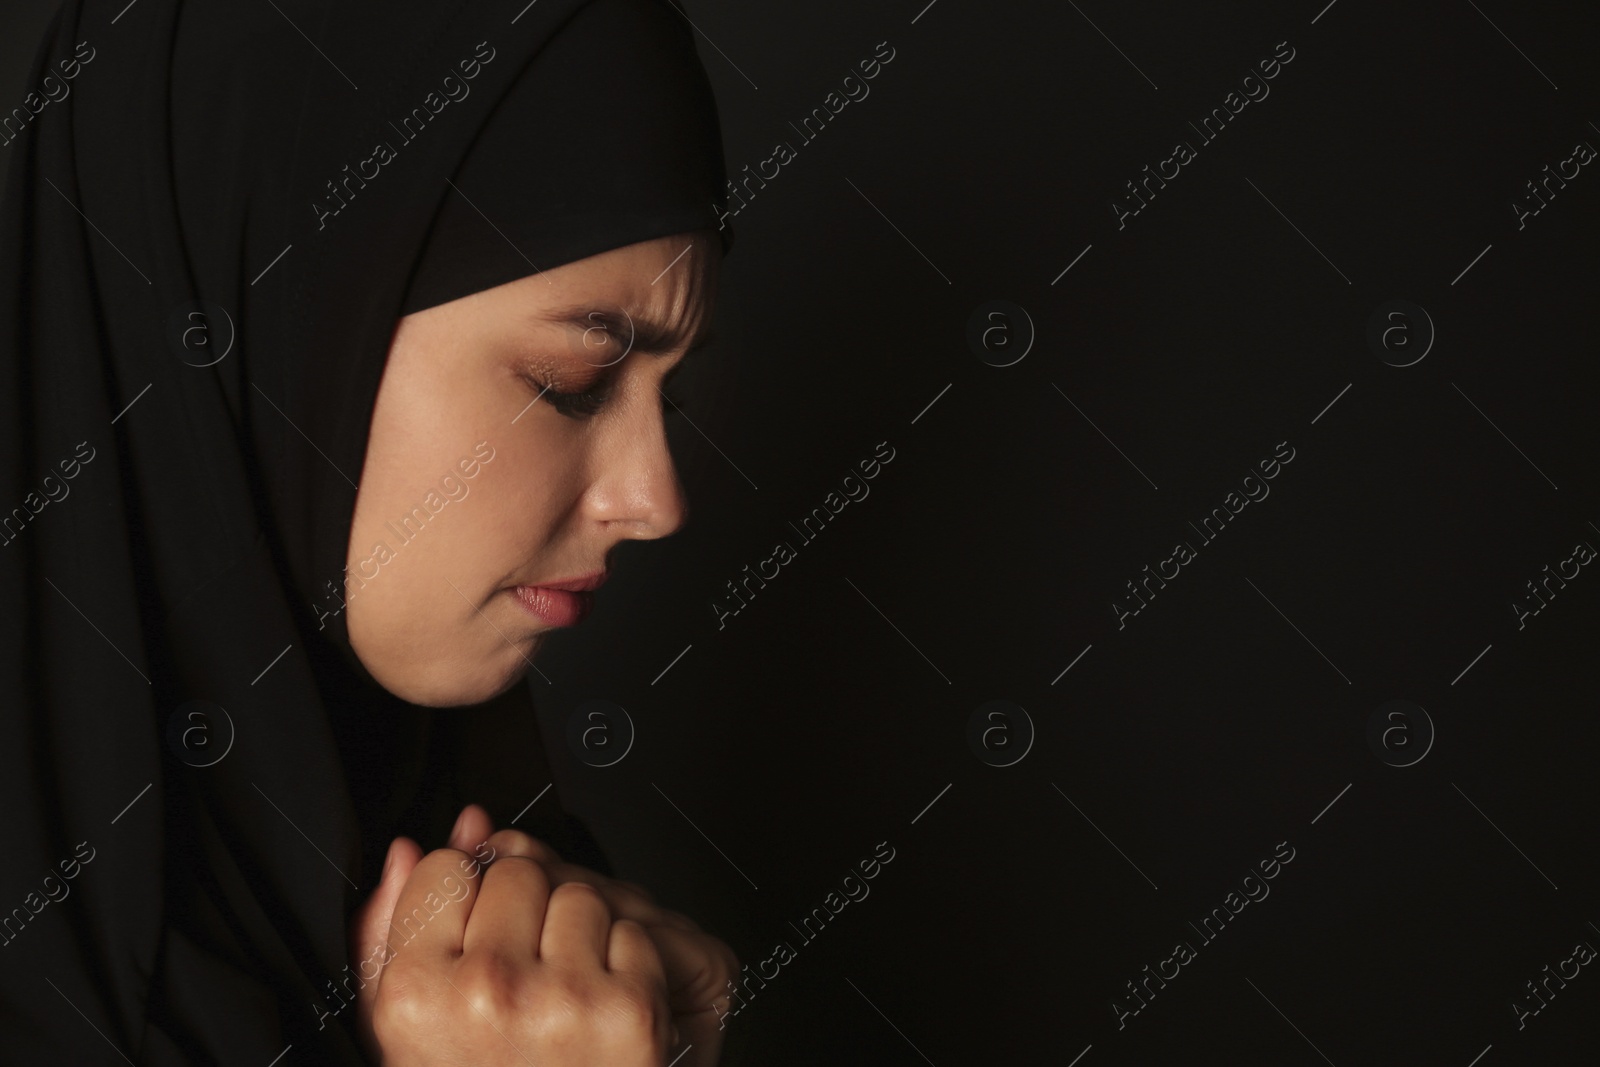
xmin=508 ymin=570 xmax=606 ymax=628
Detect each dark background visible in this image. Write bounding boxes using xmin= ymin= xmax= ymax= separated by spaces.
xmin=8 ymin=1 xmax=1599 ymax=1063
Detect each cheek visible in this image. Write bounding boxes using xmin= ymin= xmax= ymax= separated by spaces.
xmin=467 ymin=428 xmax=588 ymax=577
xmin=344 ymin=385 xmax=588 ymax=703
xmin=342 ymin=334 xmax=507 ymax=698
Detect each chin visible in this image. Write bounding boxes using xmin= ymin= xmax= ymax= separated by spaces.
xmin=361 ymin=648 xmax=537 ymax=708
xmin=352 ymin=620 xmax=547 ymax=703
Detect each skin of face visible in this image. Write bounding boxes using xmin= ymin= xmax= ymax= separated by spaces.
xmin=344 ymin=230 xmax=719 ymax=706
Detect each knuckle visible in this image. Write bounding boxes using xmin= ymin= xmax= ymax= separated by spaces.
xmin=453 ymin=952 xmax=529 ymax=1019
xmin=487 ymin=828 xmax=560 ymax=864
xmin=602 ymin=976 xmax=668 ymax=1038
xmin=524 ymin=980 xmax=593 ymax=1044
xmin=675 ymin=935 xmax=736 ymax=998
xmin=487 ymin=852 xmax=552 ymax=890
xmin=553 ymin=879 xmax=605 ymax=902
xmin=480 ymin=857 xmax=556 ymax=895
xmin=413 ymin=846 xmax=478 ymax=884
xmin=372 ymin=976 xmax=436 ymax=1040
xmin=611 ymin=917 xmax=652 ymax=949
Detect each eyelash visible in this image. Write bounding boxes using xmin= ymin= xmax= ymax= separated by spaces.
xmin=520 ymin=374 xmax=688 ymax=420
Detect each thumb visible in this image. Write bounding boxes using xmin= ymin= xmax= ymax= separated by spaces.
xmin=350 ymin=836 xmax=423 ymax=1024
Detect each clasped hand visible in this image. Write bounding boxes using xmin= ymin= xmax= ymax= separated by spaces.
xmin=349 ymin=804 xmax=737 ymax=1066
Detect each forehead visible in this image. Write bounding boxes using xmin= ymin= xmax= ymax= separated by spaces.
xmin=522 ymin=234 xmax=716 ymax=349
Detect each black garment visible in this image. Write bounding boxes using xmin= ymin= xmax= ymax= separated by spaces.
xmin=0 ymin=0 xmax=729 ymax=1062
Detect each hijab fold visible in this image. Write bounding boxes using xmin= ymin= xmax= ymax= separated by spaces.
xmin=0 ymin=0 xmax=730 ymax=1060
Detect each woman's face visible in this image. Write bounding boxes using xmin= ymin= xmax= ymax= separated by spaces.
xmin=344 ymin=231 xmax=719 ymax=706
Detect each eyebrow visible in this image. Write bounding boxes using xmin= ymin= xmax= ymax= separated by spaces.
xmin=535 ymin=304 xmax=715 ymax=358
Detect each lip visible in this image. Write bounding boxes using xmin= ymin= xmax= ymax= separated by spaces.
xmin=508 ymin=571 xmax=606 ymax=628
xmin=511 ymin=585 xmax=595 ymax=627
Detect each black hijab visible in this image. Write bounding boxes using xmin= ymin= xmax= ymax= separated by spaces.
xmin=0 ymin=0 xmax=729 ymax=1061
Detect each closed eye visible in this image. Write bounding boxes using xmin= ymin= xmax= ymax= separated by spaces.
xmin=518 ymin=372 xmax=689 ymax=419
xmin=518 ymin=373 xmax=609 ymax=419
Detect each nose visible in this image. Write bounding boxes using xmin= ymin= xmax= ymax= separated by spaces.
xmin=590 ymin=382 xmax=689 ymax=540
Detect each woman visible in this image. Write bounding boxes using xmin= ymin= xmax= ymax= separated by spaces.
xmin=0 ymin=0 xmax=738 ymax=1062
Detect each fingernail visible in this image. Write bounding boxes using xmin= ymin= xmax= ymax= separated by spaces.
xmin=450 ymin=806 xmax=470 ymax=843
xmin=381 ymin=838 xmax=398 ymax=880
